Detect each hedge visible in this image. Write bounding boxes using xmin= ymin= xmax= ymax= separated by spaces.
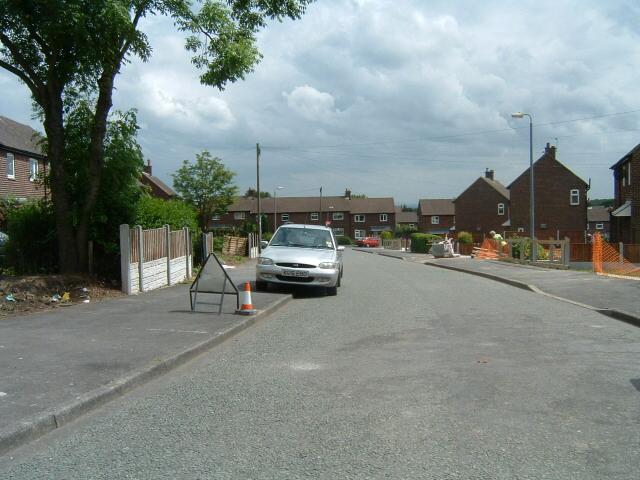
xmin=410 ymin=233 xmax=443 ymax=253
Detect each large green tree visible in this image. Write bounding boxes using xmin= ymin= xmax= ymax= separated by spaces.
xmin=172 ymin=150 xmax=238 ymax=231
xmin=0 ymin=0 xmax=312 ymax=273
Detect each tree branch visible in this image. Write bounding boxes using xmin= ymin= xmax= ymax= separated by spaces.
xmin=0 ymin=58 xmax=39 ymax=94
xmin=0 ymin=33 xmax=45 ymax=94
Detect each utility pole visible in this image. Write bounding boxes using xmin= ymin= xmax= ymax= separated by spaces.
xmin=319 ymin=186 xmax=323 ymax=223
xmin=256 ymin=143 xmax=262 ymax=252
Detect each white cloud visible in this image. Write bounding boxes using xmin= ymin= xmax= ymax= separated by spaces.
xmin=283 ymin=85 xmax=338 ymax=122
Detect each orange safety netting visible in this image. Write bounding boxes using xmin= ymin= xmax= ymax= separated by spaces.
xmin=592 ymin=233 xmax=640 ymax=278
xmin=472 ymin=238 xmax=508 ymax=260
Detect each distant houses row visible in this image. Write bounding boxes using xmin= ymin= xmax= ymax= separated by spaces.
xmin=1 ymin=115 xmax=638 ymax=244
xmin=214 ymin=142 xmax=637 ymax=244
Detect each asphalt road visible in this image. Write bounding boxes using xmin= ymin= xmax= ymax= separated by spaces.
xmin=2 ymin=250 xmax=639 ymax=479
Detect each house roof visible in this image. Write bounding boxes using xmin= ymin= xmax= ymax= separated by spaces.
xmin=507 ymin=145 xmax=587 ymax=189
xmin=0 ymin=116 xmax=45 ymax=157
xmin=395 ymin=209 xmax=418 ymax=223
xmin=453 ymin=176 xmax=510 ymax=203
xmin=227 ymin=195 xmax=395 ymax=214
xmin=418 ymin=198 xmax=455 ymax=216
xmin=611 ymin=201 xmax=631 ymax=217
xmin=587 ymin=206 xmax=610 ymax=222
xmin=141 ymin=172 xmax=177 ymax=198
xmin=610 ymin=143 xmax=640 ymax=169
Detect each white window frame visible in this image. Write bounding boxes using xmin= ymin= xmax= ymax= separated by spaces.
xmin=234 ymin=212 xmax=245 ymax=220
xmin=212 ymin=214 xmax=221 ymax=221
xmin=29 ymin=158 xmax=39 ymax=181
xmin=281 ymin=213 xmax=289 ymax=222
xmin=570 ymin=189 xmax=580 ymax=206
xmin=332 ymin=227 xmax=344 ymax=236
xmin=379 ymin=213 xmax=388 ymax=222
xmin=310 ymin=212 xmax=319 ymax=221
xmin=595 ymin=223 xmax=604 ymax=230
xmin=354 ymin=214 xmax=365 ymax=223
xmin=332 ymin=212 xmax=344 ymax=221
xmin=7 ymin=153 xmax=15 ymax=179
xmin=497 ymin=203 xmax=505 ymax=216
xmin=431 ymin=215 xmax=439 ymax=225
xmin=354 ymin=229 xmax=366 ymax=239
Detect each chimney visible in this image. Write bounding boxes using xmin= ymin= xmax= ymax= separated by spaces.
xmin=344 ymin=188 xmax=351 ymax=200
xmin=485 ymin=168 xmax=494 ymax=181
xmin=545 ymin=142 xmax=556 ymax=159
xmin=143 ymin=159 xmax=152 ymax=175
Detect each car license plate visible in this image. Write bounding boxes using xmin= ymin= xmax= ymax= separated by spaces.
xmin=282 ymin=269 xmax=309 ymax=277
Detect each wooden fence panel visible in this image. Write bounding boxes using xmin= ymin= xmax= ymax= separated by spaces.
xmin=143 ymin=228 xmax=166 ymax=262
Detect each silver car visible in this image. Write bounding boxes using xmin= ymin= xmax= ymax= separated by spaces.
xmin=256 ymin=224 xmax=344 ymax=296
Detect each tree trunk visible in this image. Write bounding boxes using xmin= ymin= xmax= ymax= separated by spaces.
xmin=42 ymin=87 xmax=79 ymax=273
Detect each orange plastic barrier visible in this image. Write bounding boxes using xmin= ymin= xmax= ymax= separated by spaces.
xmin=592 ymin=233 xmax=640 ymax=278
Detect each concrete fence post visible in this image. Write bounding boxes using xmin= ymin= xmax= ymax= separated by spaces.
xmin=165 ymin=224 xmax=171 ymax=286
xmin=137 ymin=225 xmax=144 ymax=293
xmin=184 ymin=227 xmax=191 ymax=278
xmin=119 ymin=224 xmax=132 ymax=295
xmin=619 ymin=242 xmax=624 ymax=263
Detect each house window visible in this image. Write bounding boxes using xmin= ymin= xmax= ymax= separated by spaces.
xmin=332 ymin=212 xmax=344 ymax=221
xmin=234 ymin=212 xmax=245 ymax=220
xmin=595 ymin=223 xmax=604 ymax=230
xmin=354 ymin=229 xmax=366 ymax=239
xmin=379 ymin=213 xmax=388 ymax=222
xmin=622 ymin=162 xmax=631 ymax=187
xmin=29 ymin=158 xmax=39 ymax=181
xmin=497 ymin=203 xmax=505 ymax=216
xmin=310 ymin=212 xmax=319 ymax=221
xmin=7 ymin=153 xmax=15 ymax=179
xmin=212 ymin=214 xmax=221 ymax=221
xmin=570 ymin=189 xmax=580 ymax=205
xmin=332 ymin=228 xmax=344 ymax=236
xmin=281 ymin=213 xmax=289 ymax=222
xmin=431 ymin=216 xmax=439 ymax=224
xmin=354 ymin=214 xmax=365 ymax=223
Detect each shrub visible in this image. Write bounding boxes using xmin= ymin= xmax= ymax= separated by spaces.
xmin=337 ymin=236 xmax=353 ymax=245
xmin=457 ymin=231 xmax=473 ymax=244
xmin=410 ymin=233 xmax=442 ymax=253
xmin=134 ymin=196 xmax=199 ymax=233
xmin=262 ymin=232 xmax=273 ymax=242
xmin=380 ymin=231 xmax=393 ymax=240
xmin=394 ymin=224 xmax=417 ymax=238
xmin=212 ymin=236 xmax=224 ymax=252
xmin=6 ymin=201 xmax=58 ymax=274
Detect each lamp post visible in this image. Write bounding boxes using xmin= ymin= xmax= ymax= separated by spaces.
xmin=274 ymin=186 xmax=285 ymax=231
xmin=511 ymin=111 xmax=536 ymax=262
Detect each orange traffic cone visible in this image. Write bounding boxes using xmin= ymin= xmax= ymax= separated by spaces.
xmin=236 ymin=282 xmax=257 ymax=315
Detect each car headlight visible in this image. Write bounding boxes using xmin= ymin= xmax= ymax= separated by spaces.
xmin=258 ymin=257 xmax=274 ymax=265
xmin=318 ymin=262 xmax=338 ymax=269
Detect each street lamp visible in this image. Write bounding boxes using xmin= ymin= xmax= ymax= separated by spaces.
xmin=273 ymin=186 xmax=285 ymax=231
xmin=511 ymin=111 xmax=536 ymax=262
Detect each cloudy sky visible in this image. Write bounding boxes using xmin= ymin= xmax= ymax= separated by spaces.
xmin=2 ymin=0 xmax=640 ymax=205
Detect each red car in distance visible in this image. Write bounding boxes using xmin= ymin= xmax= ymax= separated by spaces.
xmin=356 ymin=237 xmax=380 ymax=248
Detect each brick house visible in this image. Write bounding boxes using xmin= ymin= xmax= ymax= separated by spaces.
xmin=0 ymin=116 xmax=48 ymax=202
xmin=211 ymin=190 xmax=395 ymax=240
xmin=453 ymin=169 xmax=510 ymax=242
xmin=139 ymin=160 xmax=177 ymax=200
xmin=586 ymin=206 xmax=611 ymax=240
xmin=417 ymin=198 xmax=455 ymax=235
xmin=610 ymin=143 xmax=640 ymax=243
xmin=509 ymin=143 xmax=587 ymax=242
xmin=395 ymin=208 xmax=418 ymax=230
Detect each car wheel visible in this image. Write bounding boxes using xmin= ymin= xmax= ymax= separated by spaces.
xmin=336 ymin=272 xmax=341 ymax=287
xmin=325 ymin=286 xmax=338 ymax=296
xmin=255 ymin=280 xmax=268 ymax=291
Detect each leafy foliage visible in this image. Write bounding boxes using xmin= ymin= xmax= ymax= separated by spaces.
xmin=243 ymin=188 xmax=271 ymax=198
xmin=336 ymin=236 xmax=353 ymax=245
xmin=394 ymin=224 xmax=417 ymax=238
xmin=172 ymin=151 xmax=238 ymax=231
xmin=134 ymin=196 xmax=199 ymax=233
xmin=6 ymin=201 xmax=58 ymax=274
xmin=457 ymin=231 xmax=473 ymax=244
xmin=588 ymin=198 xmax=614 ymax=207
xmin=380 ymin=231 xmax=393 ymax=240
xmin=410 ymin=233 xmax=442 ymax=253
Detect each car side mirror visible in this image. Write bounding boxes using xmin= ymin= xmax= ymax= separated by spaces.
xmin=260 ymin=240 xmax=269 ymax=249
xmin=337 ymin=246 xmax=345 ymax=251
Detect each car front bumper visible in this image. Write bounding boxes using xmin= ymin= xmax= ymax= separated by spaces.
xmin=256 ymin=264 xmax=340 ymax=287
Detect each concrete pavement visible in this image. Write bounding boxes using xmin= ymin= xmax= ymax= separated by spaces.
xmin=0 ymin=259 xmax=290 ymax=456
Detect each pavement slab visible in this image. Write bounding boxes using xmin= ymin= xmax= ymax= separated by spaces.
xmin=0 ymin=259 xmax=290 ymax=454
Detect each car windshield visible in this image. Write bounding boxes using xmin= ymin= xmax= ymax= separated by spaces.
xmin=270 ymin=227 xmax=334 ymax=249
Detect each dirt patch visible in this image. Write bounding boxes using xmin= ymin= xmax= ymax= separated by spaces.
xmin=0 ymin=275 xmax=122 ymax=318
